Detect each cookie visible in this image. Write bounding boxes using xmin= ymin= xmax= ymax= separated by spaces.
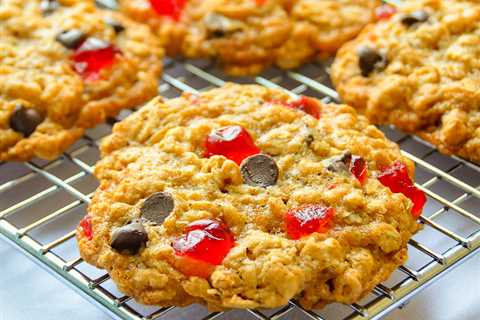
xmin=331 ymin=0 xmax=480 ymax=164
xmin=180 ymin=0 xmax=292 ymax=75
xmin=0 ymin=0 xmax=163 ymax=161
xmin=119 ymin=0 xmax=380 ymax=75
xmin=116 ymin=0 xmax=191 ymax=56
xmin=77 ymin=84 xmax=424 ymax=310
xmin=276 ymin=0 xmax=381 ymax=69
xmin=119 ymin=0 xmax=291 ymax=75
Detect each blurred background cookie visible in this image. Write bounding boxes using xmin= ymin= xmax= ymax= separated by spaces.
xmin=0 ymin=0 xmax=164 ymax=161
xmin=331 ymin=0 xmax=480 ymax=164
xmin=120 ymin=0 xmax=382 ymax=74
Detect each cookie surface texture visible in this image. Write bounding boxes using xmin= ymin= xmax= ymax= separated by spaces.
xmin=77 ymin=84 xmax=421 ymax=310
xmin=0 ymin=0 xmax=163 ymax=161
xmin=331 ymin=0 xmax=480 ymax=164
xmin=120 ymin=0 xmax=380 ymax=74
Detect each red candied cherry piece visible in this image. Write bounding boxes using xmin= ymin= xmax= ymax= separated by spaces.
xmin=404 ymin=185 xmax=427 ymax=217
xmin=79 ymin=215 xmax=93 ymax=240
xmin=350 ymin=155 xmax=368 ymax=184
xmin=377 ymin=161 xmax=411 ymax=194
xmin=73 ymin=38 xmax=120 ymax=80
xmin=150 ymin=0 xmax=187 ymax=20
xmin=285 ymin=205 xmax=335 ymax=240
xmin=375 ymin=5 xmax=397 ymax=20
xmin=285 ymin=96 xmax=321 ymax=119
xmin=204 ymin=125 xmax=261 ymax=165
xmin=378 ymin=161 xmax=426 ymax=218
xmin=172 ymin=219 xmax=234 ymax=277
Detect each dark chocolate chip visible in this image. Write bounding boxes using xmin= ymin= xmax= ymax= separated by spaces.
xmin=211 ymin=30 xmax=226 ymax=38
xmin=55 ymin=30 xmax=87 ymax=49
xmin=77 ymin=37 xmax=110 ymax=52
xmin=9 ymin=104 xmax=45 ymax=137
xmin=240 ymin=154 xmax=279 ymax=188
xmin=105 ymin=17 xmax=125 ymax=34
xmin=95 ymin=0 xmax=118 ymax=10
xmin=110 ymin=221 xmax=148 ymax=255
xmin=357 ymin=46 xmax=386 ymax=77
xmin=204 ymin=13 xmax=243 ymax=38
xmin=40 ymin=0 xmax=59 ymax=16
xmin=305 ymin=134 xmax=314 ymax=146
xmin=326 ymin=278 xmax=335 ymax=292
xmin=324 ymin=151 xmax=352 ymax=173
xmin=401 ymin=10 xmax=429 ymax=27
xmin=140 ymin=192 xmax=175 ymax=224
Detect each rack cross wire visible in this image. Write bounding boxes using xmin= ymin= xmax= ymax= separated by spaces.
xmin=1 ymin=58 xmax=480 ymax=320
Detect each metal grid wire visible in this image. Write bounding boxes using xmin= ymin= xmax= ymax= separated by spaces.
xmin=1 ymin=56 xmax=480 ymax=320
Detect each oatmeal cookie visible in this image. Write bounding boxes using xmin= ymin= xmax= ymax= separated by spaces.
xmin=331 ymin=0 xmax=480 ymax=164
xmin=276 ymin=0 xmax=381 ymax=69
xmin=77 ymin=84 xmax=424 ymax=310
xmin=121 ymin=0 xmax=292 ymax=75
xmin=120 ymin=0 xmax=380 ymax=75
xmin=0 ymin=0 xmax=163 ymax=161
xmin=117 ymin=0 xmax=191 ymax=56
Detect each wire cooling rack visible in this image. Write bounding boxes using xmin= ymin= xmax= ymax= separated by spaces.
xmin=1 ymin=56 xmax=479 ymax=320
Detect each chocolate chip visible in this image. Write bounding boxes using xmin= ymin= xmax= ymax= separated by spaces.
xmin=240 ymin=154 xmax=279 ymax=188
xmin=110 ymin=221 xmax=148 ymax=255
xmin=401 ymin=10 xmax=429 ymax=27
xmin=55 ymin=30 xmax=87 ymax=49
xmin=9 ymin=104 xmax=44 ymax=137
xmin=204 ymin=13 xmax=244 ymax=38
xmin=95 ymin=0 xmax=118 ymax=10
xmin=357 ymin=46 xmax=386 ymax=77
xmin=324 ymin=151 xmax=352 ymax=173
xmin=211 ymin=30 xmax=226 ymax=38
xmin=305 ymin=134 xmax=314 ymax=146
xmin=140 ymin=192 xmax=175 ymax=224
xmin=40 ymin=0 xmax=59 ymax=15
xmin=77 ymin=37 xmax=110 ymax=52
xmin=104 ymin=17 xmax=125 ymax=34
xmin=326 ymin=278 xmax=335 ymax=292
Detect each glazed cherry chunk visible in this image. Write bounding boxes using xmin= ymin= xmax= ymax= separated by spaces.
xmin=375 ymin=5 xmax=397 ymax=20
xmin=150 ymin=0 xmax=186 ymax=20
xmin=173 ymin=219 xmax=234 ymax=277
xmin=326 ymin=152 xmax=368 ymax=184
xmin=204 ymin=125 xmax=260 ymax=165
xmin=285 ymin=96 xmax=320 ymax=119
xmin=72 ymin=38 xmax=120 ymax=80
xmin=350 ymin=155 xmax=368 ymax=184
xmin=378 ymin=161 xmax=426 ymax=217
xmin=285 ymin=205 xmax=335 ymax=240
xmin=79 ymin=215 xmax=93 ymax=240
